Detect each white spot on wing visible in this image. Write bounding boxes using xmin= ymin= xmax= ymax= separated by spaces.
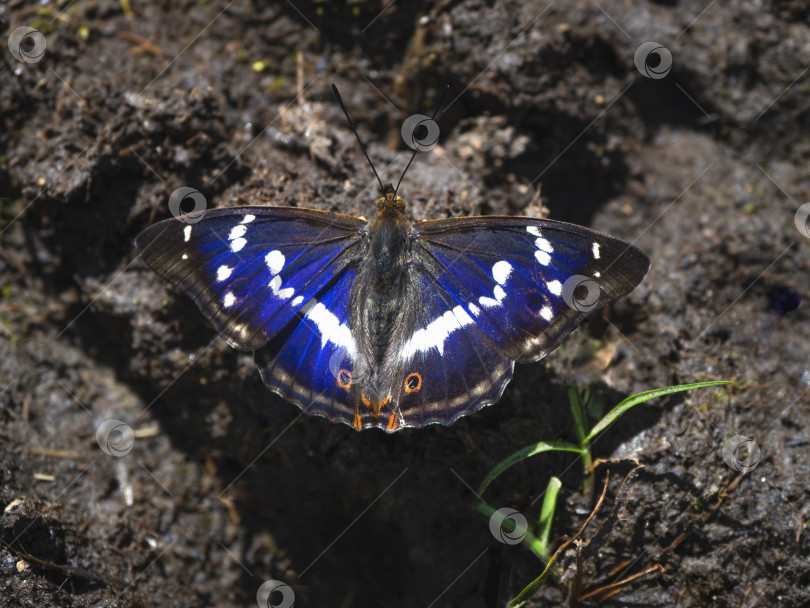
xmin=223 ymin=292 xmax=236 ymax=308
xmin=540 ymin=306 xmax=554 ymax=321
xmin=526 ymin=226 xmax=542 ymax=237
xmin=268 ymin=275 xmax=294 ymax=299
xmin=232 ymin=323 xmax=249 ymax=340
xmin=291 ymin=295 xmax=304 ymax=307
xmin=547 ymin=279 xmax=562 ymax=295
xmin=400 ymin=305 xmax=475 ymax=359
xmin=181 ymin=253 xmax=188 ymax=260
xmin=241 ymin=214 xmax=256 ymax=224
xmin=535 ymin=237 xmax=553 ymax=253
xmin=231 ymin=238 xmax=247 ymax=252
xmin=468 ymin=302 xmax=481 ymax=316
xmin=453 ymin=304 xmax=474 ymax=325
xmin=229 ymin=225 xmax=247 ymax=240
xmin=593 ymin=271 xmax=601 ymax=278
xmin=183 ymin=225 xmax=192 ymax=242
xmin=479 ymin=285 xmax=507 ymax=309
xmin=305 ymin=301 xmax=355 ymax=355
xmin=217 ymin=265 xmax=232 ymax=281
xmin=492 ymin=260 xmax=513 ymax=285
xmin=265 ymin=250 xmax=285 ymax=275
xmin=592 ymin=242 xmax=601 ymax=259
xmin=535 ymin=250 xmax=551 ymax=266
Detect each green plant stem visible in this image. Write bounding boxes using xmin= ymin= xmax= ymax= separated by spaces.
xmin=569 ymin=387 xmax=593 ymax=494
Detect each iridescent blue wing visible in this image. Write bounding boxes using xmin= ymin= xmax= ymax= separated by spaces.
xmin=253 ymin=265 xmax=363 ymax=428
xmin=379 ymin=268 xmax=515 ymax=430
xmin=135 ymin=207 xmax=366 ymax=351
xmin=383 ymin=216 xmax=649 ymax=429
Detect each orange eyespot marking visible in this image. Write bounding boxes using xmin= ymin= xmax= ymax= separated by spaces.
xmin=404 ymin=372 xmax=422 ymax=394
xmin=353 ymin=411 xmax=362 ymax=430
xmin=387 ymin=411 xmax=399 ymax=431
xmin=336 ymin=369 xmax=352 ymax=390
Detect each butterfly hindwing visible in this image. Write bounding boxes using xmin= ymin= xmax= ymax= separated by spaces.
xmin=135 ymin=207 xmax=365 ymax=351
xmin=383 ymin=268 xmax=516 ymax=430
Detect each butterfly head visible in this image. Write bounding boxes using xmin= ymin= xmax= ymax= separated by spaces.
xmin=376 ymin=183 xmax=405 ymax=215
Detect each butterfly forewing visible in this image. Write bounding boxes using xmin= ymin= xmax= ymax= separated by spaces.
xmin=135 ymin=207 xmax=365 ymax=351
xmin=413 ymin=216 xmax=649 ymax=364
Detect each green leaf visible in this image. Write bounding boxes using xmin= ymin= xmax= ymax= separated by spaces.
xmin=584 ymin=381 xmax=732 ymax=444
xmin=478 ymin=441 xmax=583 ymax=495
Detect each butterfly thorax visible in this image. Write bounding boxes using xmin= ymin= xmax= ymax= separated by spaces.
xmin=367 ymin=203 xmax=410 ymax=291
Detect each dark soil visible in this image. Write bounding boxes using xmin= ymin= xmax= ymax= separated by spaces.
xmin=1 ymin=1 xmax=809 ymax=607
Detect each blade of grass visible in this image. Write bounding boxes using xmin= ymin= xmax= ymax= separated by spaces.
xmin=569 ymin=387 xmax=588 ymax=447
xmin=478 ymin=441 xmax=583 ymax=495
xmin=584 ymin=381 xmax=732 ymax=444
xmin=473 ymin=502 xmax=546 ymax=561
xmin=536 ymin=476 xmax=562 ymax=561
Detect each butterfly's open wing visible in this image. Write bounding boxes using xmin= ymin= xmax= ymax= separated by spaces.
xmin=384 ymin=216 xmax=649 ymax=428
xmin=383 ymin=268 xmax=516 ymax=430
xmin=135 ymin=207 xmax=366 ymax=351
xmin=413 ymin=217 xmax=649 ymax=362
xmin=254 ymin=264 xmax=363 ymax=428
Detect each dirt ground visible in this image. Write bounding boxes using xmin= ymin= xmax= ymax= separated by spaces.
xmin=1 ymin=0 xmax=809 ymax=606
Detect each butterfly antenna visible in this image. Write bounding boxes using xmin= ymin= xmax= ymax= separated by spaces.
xmin=394 ymin=84 xmax=450 ymax=197
xmin=332 ymin=83 xmax=386 ymax=194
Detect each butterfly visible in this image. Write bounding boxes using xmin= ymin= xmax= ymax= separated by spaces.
xmin=136 ymin=90 xmax=649 ymax=432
